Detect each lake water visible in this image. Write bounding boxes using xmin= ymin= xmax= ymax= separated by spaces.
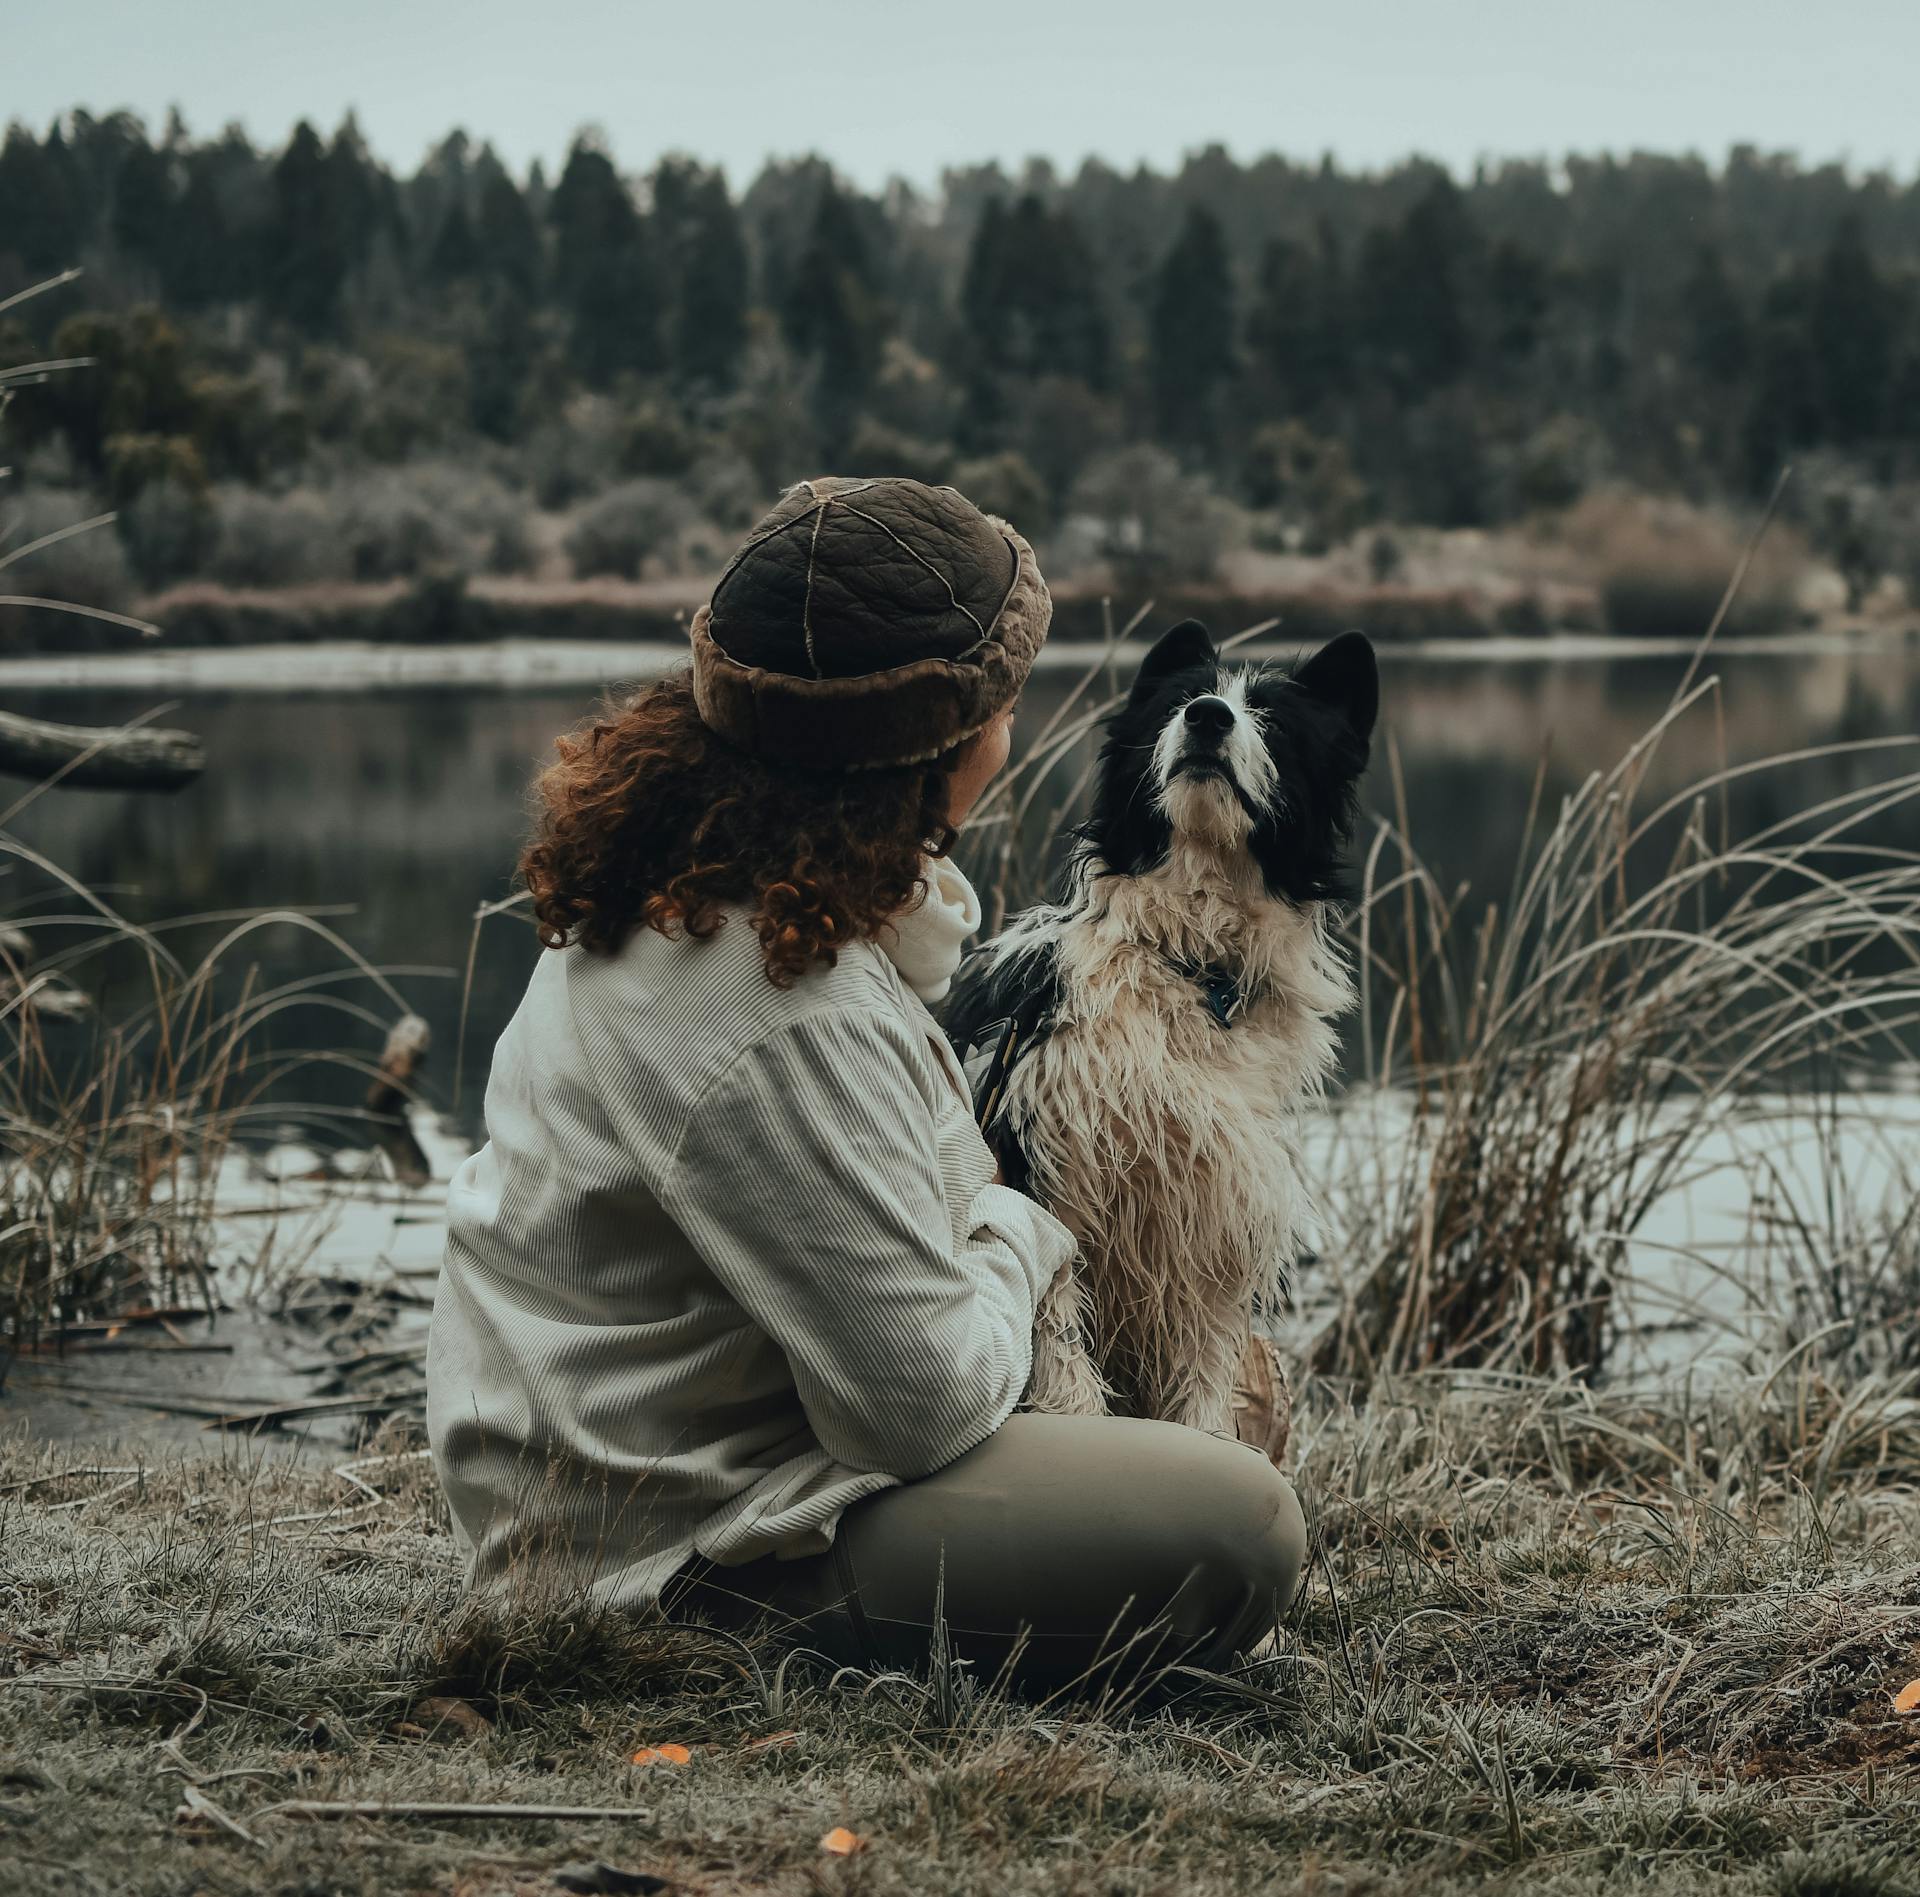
xmin=8 ymin=630 xmax=1920 ymax=1145
xmin=7 ymin=629 xmax=1920 ymax=1425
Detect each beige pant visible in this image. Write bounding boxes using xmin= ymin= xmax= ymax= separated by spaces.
xmin=666 ymin=1413 xmax=1307 ymax=1692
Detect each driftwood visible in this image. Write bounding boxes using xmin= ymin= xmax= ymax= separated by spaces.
xmin=365 ymin=1013 xmax=432 ymax=1187
xmin=0 ymin=706 xmax=205 ymax=791
xmin=260 ymin=1799 xmax=654 ymax=1824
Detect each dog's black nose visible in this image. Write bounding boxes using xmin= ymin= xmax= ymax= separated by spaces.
xmin=1183 ymin=695 xmax=1234 ymax=737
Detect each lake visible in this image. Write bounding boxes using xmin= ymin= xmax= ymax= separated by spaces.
xmin=8 ymin=629 xmax=1920 ymax=1145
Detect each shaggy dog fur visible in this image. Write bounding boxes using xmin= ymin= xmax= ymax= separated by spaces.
xmin=946 ymin=621 xmax=1377 ymax=1431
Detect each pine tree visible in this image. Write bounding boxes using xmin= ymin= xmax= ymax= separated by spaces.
xmin=1810 ymin=216 xmax=1894 ymax=442
xmin=782 ymin=177 xmax=886 ymax=435
xmin=549 ymin=139 xmax=661 ymax=386
xmin=1246 ymin=234 xmax=1334 ymax=410
xmin=110 ymin=134 xmax=174 ymax=274
xmin=959 ymin=193 xmax=1108 ymax=388
xmin=325 ymin=116 xmax=389 ymax=277
xmin=474 ymin=157 xmax=542 ymax=299
xmin=263 ymin=121 xmax=350 ymax=333
xmin=1741 ymin=275 xmax=1823 ymax=490
xmin=1681 ymin=242 xmax=1751 ymax=384
xmin=0 ymin=125 xmax=82 ymax=273
xmin=429 ymin=198 xmax=480 ymax=283
xmin=1149 ymin=205 xmax=1236 ymax=441
xmin=165 ymin=149 xmax=236 ymax=309
xmin=1486 ymin=238 xmax=1549 ymax=362
xmin=1354 ymin=176 xmax=1474 ymax=393
xmin=670 ymin=171 xmax=748 ymax=391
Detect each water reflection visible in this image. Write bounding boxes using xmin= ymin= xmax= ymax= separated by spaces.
xmin=10 ymin=638 xmax=1920 ymax=1137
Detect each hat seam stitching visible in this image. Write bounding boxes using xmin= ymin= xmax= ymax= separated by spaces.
xmin=801 ymin=496 xmax=830 ymax=679
xmin=709 ymin=506 xmax=820 ymax=606
xmin=832 ymin=499 xmax=990 ymax=643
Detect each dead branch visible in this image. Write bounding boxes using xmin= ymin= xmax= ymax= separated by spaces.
xmin=0 ymin=707 xmax=204 ymax=791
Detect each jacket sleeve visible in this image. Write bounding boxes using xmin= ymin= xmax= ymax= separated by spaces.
xmin=657 ymin=1006 xmax=1074 ymax=1481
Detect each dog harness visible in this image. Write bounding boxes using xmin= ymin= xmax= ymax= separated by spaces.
xmin=971 ymin=952 xmax=1257 ymax=1128
xmin=1165 ymin=953 xmax=1263 ymax=1030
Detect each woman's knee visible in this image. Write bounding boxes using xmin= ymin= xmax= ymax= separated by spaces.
xmin=1172 ymin=1438 xmax=1306 ymax=1624
xmin=1056 ymin=1424 xmax=1306 ymax=1657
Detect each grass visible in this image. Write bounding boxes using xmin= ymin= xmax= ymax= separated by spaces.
xmin=1 ymin=1372 xmax=1915 ymax=1895
xmin=0 ymin=849 xmax=437 ymax=1349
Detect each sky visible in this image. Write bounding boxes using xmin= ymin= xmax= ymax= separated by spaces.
xmin=10 ymin=0 xmax=1920 ymax=188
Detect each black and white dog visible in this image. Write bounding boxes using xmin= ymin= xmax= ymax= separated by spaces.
xmin=946 ymin=620 xmax=1378 ymax=1431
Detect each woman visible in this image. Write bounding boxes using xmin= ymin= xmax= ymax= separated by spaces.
xmin=427 ymin=476 xmax=1306 ymax=1689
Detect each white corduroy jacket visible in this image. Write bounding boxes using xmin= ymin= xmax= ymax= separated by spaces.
xmin=425 ymin=905 xmax=1074 ymax=1608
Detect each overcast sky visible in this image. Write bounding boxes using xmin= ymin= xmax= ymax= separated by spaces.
xmin=12 ymin=0 xmax=1920 ymax=188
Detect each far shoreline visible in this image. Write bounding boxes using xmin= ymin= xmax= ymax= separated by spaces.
xmin=1 ymin=624 xmax=1912 ymax=697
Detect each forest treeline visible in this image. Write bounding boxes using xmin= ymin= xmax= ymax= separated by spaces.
xmin=2 ymin=109 xmax=1919 ymax=627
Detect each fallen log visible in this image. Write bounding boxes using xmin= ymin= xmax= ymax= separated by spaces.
xmin=0 ymin=707 xmax=205 ymax=791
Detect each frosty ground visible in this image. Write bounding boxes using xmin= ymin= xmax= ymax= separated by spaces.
xmin=2 ymin=1369 xmax=1915 ymax=1897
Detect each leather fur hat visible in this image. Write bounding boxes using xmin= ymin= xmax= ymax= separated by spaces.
xmin=689 ymin=476 xmax=1051 ymax=771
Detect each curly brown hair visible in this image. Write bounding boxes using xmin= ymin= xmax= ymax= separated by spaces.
xmin=521 ymin=669 xmax=959 ymax=986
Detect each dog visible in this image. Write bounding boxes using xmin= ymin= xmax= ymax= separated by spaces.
xmin=945 ymin=619 xmax=1377 ymax=1434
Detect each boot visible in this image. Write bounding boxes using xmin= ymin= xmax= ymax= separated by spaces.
xmin=1231 ymin=1334 xmax=1293 ymax=1467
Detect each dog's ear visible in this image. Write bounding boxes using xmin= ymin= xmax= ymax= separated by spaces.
xmin=1294 ymin=631 xmax=1378 ymax=739
xmin=1129 ymin=619 xmax=1217 ymax=702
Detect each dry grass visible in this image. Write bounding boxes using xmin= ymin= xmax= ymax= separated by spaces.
xmin=1555 ymin=490 xmax=1812 ymax=639
xmin=0 ymin=854 xmax=436 ymax=1349
xmin=1 ymin=1376 xmax=1914 ymax=1895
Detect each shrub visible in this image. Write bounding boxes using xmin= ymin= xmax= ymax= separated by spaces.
xmin=1004 ymin=374 xmax=1123 ymax=502
xmin=0 ymin=488 xmax=135 ymax=615
xmin=563 ymin=478 xmax=698 ymax=579
xmin=1786 ymin=454 xmax=1920 ymax=614
xmin=101 ymin=432 xmax=207 ymax=507
xmin=1560 ymin=488 xmax=1809 ymax=637
xmin=722 ymin=332 xmax=821 ymax=492
xmin=525 ymin=394 xmax=626 ymax=509
xmin=616 ymin=397 xmax=700 ymax=477
xmin=1510 ymin=413 xmax=1609 ymax=515
xmin=1366 ymin=529 xmax=1405 ymax=584
xmin=1493 ymin=590 xmax=1551 ymax=635
xmin=336 ymin=477 xmax=465 ymax=580
xmin=845 ymin=418 xmax=954 ymax=486
xmin=864 ymin=337 xmax=962 ymax=444
xmin=1066 ymin=445 xmax=1238 ymax=589
xmin=119 ymin=477 xmax=217 ymax=587
xmin=952 ymin=451 xmax=1050 ymax=538
xmin=1241 ymin=420 xmax=1368 ymax=551
xmin=686 ymin=450 xmax=766 ymax=534
xmin=207 ymin=486 xmax=352 ymax=588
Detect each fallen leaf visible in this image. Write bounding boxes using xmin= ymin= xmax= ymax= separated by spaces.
xmin=1896 ymin=1678 xmax=1920 ymax=1714
xmin=820 ymin=1826 xmax=867 ymax=1856
xmin=415 ymin=1695 xmax=492 ymax=1738
xmin=630 ymin=1742 xmax=693 ymax=1766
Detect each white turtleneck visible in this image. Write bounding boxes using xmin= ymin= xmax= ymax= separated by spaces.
xmin=875 ymin=856 xmax=982 ymax=1005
